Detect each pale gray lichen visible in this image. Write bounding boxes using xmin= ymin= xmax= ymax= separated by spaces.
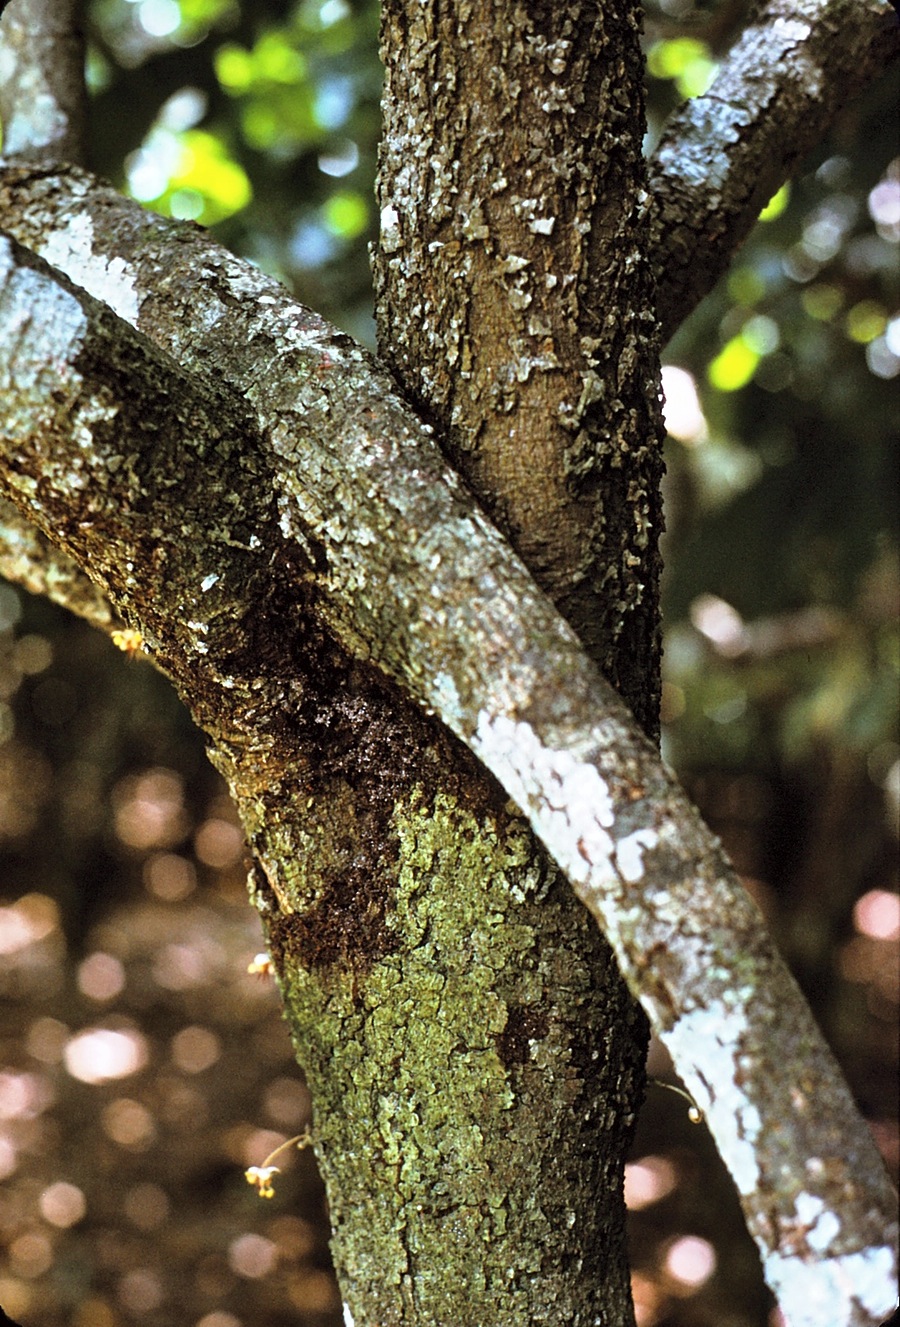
xmin=659 ymin=1001 xmax=761 ymax=1197
xmin=39 ymin=214 xmax=140 ymax=323
xmin=764 ymin=1241 xmax=898 ymax=1327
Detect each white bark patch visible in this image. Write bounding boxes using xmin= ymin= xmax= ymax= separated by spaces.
xmin=764 ymin=1242 xmax=898 ymax=1327
xmin=772 ymin=18 xmax=811 ymax=42
xmin=0 ymin=239 xmax=87 ymax=389
xmin=430 ymin=671 xmax=462 ymax=728
xmin=473 ymin=713 xmax=615 ymax=886
xmin=794 ymin=1192 xmax=840 ymax=1253
xmin=39 ymin=214 xmax=141 ymax=323
xmin=614 ymin=829 xmax=659 ymax=883
xmin=342 ymin=1304 xmax=355 ymax=1327
xmin=659 ymin=1002 xmax=761 ymax=1195
xmin=1 ymin=92 xmax=68 ymax=156
xmin=380 ymin=204 xmax=402 ymax=253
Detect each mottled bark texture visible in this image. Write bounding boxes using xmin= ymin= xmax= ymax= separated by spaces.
xmin=375 ymin=0 xmax=665 ymax=738
xmin=648 ymin=0 xmax=900 ymax=343
xmin=0 ymin=203 xmax=645 ymax=1325
xmin=0 ymin=0 xmax=87 ymax=166
xmin=373 ymin=4 xmax=658 ymax=1319
xmin=0 ymin=494 xmax=116 ymax=630
xmin=1 ymin=177 xmax=897 ymax=1326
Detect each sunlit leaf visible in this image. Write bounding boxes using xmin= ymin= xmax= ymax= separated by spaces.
xmin=707 ymin=335 xmax=760 ymax=391
xmin=759 ymin=182 xmax=790 ymax=222
xmin=323 ymin=190 xmax=368 ymax=239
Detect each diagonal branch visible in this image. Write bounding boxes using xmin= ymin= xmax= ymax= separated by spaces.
xmin=648 ymin=0 xmax=900 ymax=342
xmin=0 ymin=173 xmax=896 ymax=1324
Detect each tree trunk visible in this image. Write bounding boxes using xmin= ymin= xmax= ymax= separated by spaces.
xmin=1 ymin=0 xmax=898 ymax=1318
xmin=375 ymin=0 xmax=665 ymax=736
xmin=368 ymin=1 xmax=665 ymax=1317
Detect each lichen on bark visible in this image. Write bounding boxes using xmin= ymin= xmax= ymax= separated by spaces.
xmin=270 ymin=783 xmax=644 ymax=1326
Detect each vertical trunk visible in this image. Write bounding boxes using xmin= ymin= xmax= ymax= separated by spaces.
xmin=367 ymin=2 xmax=666 ymax=1319
xmin=374 ymin=0 xmax=665 ymax=735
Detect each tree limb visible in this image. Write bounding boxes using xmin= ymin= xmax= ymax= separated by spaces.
xmin=648 ymin=0 xmax=900 ymax=342
xmin=0 ymin=495 xmax=117 ymax=629
xmin=0 ymin=0 xmax=87 ymax=166
xmin=0 ymin=173 xmax=896 ymax=1324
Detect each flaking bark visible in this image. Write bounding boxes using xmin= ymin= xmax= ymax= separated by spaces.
xmin=648 ymin=0 xmax=900 ymax=343
xmin=0 ymin=180 xmax=896 ymax=1325
xmin=375 ymin=0 xmax=665 ymax=736
xmin=0 ymin=494 xmax=115 ymax=630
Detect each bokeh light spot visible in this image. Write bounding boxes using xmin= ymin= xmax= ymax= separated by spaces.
xmin=624 ymin=1155 xmax=678 ymax=1211
xmin=228 ymin=1231 xmax=278 ymax=1278
xmin=113 ymin=768 xmax=187 ymax=850
xmin=663 ymin=1234 xmax=717 ymax=1292
xmin=39 ymin=1181 xmax=87 ymax=1228
xmin=77 ymin=952 xmax=126 ymax=1001
xmin=64 ymin=1028 xmax=149 ymax=1084
xmin=118 ymin=1266 xmax=165 ymax=1312
xmin=0 ymin=1070 xmax=53 ymax=1119
xmin=0 ymin=894 xmax=59 ymax=954
xmin=124 ymin=1182 xmax=170 ymax=1230
xmin=9 ymin=1229 xmax=53 ymax=1279
xmin=26 ymin=1017 xmax=69 ymax=1065
xmin=661 ymin=365 xmax=707 ymax=444
xmin=144 ymin=852 xmax=197 ymax=901
xmin=102 ymin=1097 xmax=157 ymax=1149
xmin=171 ymin=1025 xmax=222 ymax=1074
xmin=854 ymin=890 xmax=900 ymax=941
xmin=194 ymin=818 xmax=245 ymax=869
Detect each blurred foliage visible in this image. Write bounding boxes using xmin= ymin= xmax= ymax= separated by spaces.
xmin=0 ymin=1 xmax=897 ymax=1325
xmin=87 ymin=0 xmax=382 ymax=340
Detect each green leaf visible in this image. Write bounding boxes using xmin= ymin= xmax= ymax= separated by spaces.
xmin=708 ymin=335 xmax=760 ymax=392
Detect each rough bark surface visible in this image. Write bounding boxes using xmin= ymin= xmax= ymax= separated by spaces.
xmin=648 ymin=0 xmax=900 ymax=342
xmin=375 ymin=0 xmax=665 ymax=736
xmin=1 ymin=174 xmax=897 ymax=1326
xmin=371 ymin=4 xmax=660 ymax=1316
xmin=0 ymin=493 xmax=116 ymax=629
xmin=0 ymin=201 xmax=645 ymax=1324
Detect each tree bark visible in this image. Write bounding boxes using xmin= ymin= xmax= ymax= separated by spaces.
xmin=1 ymin=2 xmax=898 ymax=1323
xmin=0 ymin=204 xmax=645 ymax=1324
xmin=375 ymin=0 xmax=665 ymax=737
xmin=648 ymin=0 xmax=900 ymax=342
xmin=1 ymin=181 xmax=896 ymax=1325
xmin=0 ymin=0 xmax=87 ymax=166
xmin=375 ymin=3 xmax=660 ymax=1318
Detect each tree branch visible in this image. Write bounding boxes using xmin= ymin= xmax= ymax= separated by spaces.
xmin=0 ymin=173 xmax=896 ymax=1324
xmin=0 ymin=0 xmax=87 ymax=166
xmin=648 ymin=0 xmax=900 ymax=342
xmin=0 ymin=496 xmax=117 ymax=629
